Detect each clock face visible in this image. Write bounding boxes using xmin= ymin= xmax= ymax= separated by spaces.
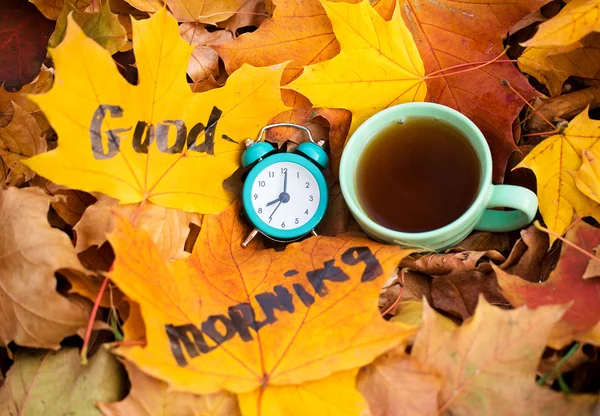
xmin=250 ymin=161 xmax=321 ymax=231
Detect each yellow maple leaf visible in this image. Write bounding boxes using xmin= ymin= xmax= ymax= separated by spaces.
xmin=286 ymin=0 xmax=426 ymax=133
xmin=107 ymin=201 xmax=414 ymax=415
xmin=523 ymin=0 xmax=600 ymax=48
xmin=25 ymin=8 xmax=288 ymax=214
xmin=516 ymin=109 xmax=600 ymax=240
xmin=518 ymin=33 xmax=600 ymax=96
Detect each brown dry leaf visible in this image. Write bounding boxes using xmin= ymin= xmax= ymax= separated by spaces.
xmin=30 ymin=179 xmax=98 ymax=226
xmin=216 ymin=0 xmax=268 ymax=31
xmin=412 ymin=298 xmax=599 ymax=415
xmin=179 ymin=24 xmax=233 ymax=83
xmin=29 ymin=0 xmax=92 ymax=19
xmin=519 ymin=33 xmax=600 ymax=96
xmin=0 ymin=103 xmax=46 ymax=187
xmin=265 ymin=108 xmax=329 ymax=148
xmin=0 ymin=69 xmax=53 ymax=129
xmin=401 ymin=250 xmax=506 ymax=276
xmin=358 ymin=348 xmax=442 ymax=416
xmin=401 ymin=227 xmax=547 ymax=320
xmin=0 ymin=187 xmax=91 ymax=349
xmin=455 ymin=232 xmax=511 ymax=252
xmin=99 ymin=360 xmax=241 ymax=416
xmin=74 ymin=193 xmax=202 ymax=261
xmin=526 ymin=88 xmax=600 ymax=132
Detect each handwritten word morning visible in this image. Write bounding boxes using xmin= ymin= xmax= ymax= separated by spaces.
xmin=166 ymin=246 xmax=383 ymax=367
xmin=89 ymin=104 xmax=237 ymax=160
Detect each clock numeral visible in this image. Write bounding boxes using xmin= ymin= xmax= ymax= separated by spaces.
xmin=259 ymin=181 xmax=266 ymax=187
xmin=258 ymin=208 xmax=262 ymax=214
xmin=281 ymin=167 xmax=287 ymax=174
xmin=304 ymin=209 xmax=309 ymax=215
xmin=281 ymin=221 xmax=285 ymax=228
xmin=297 ymin=172 xmax=300 ymax=178
xmin=305 ymin=182 xmax=310 ymax=188
xmin=268 ymin=171 xmax=274 ymax=178
xmin=295 ymin=218 xmax=299 ymax=224
xmin=309 ymin=195 xmax=313 ymax=201
xmin=254 ymin=194 xmax=258 ymax=200
xmin=269 ymin=217 xmax=273 ymax=223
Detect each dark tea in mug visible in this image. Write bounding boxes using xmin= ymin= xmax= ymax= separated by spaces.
xmin=356 ymin=116 xmax=481 ymax=233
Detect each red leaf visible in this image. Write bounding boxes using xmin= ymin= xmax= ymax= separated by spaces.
xmin=0 ymin=0 xmax=55 ymax=90
xmin=496 ymin=221 xmax=600 ymax=348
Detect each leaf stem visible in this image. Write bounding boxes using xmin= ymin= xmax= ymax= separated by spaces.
xmin=501 ymin=79 xmax=556 ymax=130
xmin=534 ymin=221 xmax=600 ymax=266
xmin=80 ymin=272 xmax=111 ymax=365
xmin=381 ymin=268 xmax=406 ymax=316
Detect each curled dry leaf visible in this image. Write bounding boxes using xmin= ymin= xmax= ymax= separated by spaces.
xmin=519 ymin=33 xmax=600 ymax=97
xmin=401 ymin=250 xmax=506 ymax=276
xmin=0 ymin=187 xmax=91 ymax=349
xmin=41 ymin=182 xmax=98 ymax=226
xmin=455 ymin=231 xmax=511 ymax=252
xmin=412 ymin=298 xmax=599 ymax=415
xmin=0 ymin=348 xmax=126 ymax=415
xmin=401 ymin=0 xmax=546 ymax=182
xmin=0 ymin=0 xmax=55 ymax=90
xmin=357 ymin=348 xmax=442 ymax=416
xmin=108 ymin=201 xmax=414 ymax=415
xmin=497 ymin=220 xmax=600 ymax=348
xmin=24 ymin=8 xmax=288 ymax=215
xmin=400 ymin=226 xmax=547 ymax=320
xmin=523 ymin=0 xmax=600 ymax=48
xmin=179 ymin=23 xmax=233 ymax=83
xmin=517 ymin=108 xmax=600 ymax=241
xmin=49 ymin=1 xmax=128 ymax=55
xmin=525 ymin=88 xmax=600 ymax=132
xmin=99 ymin=360 xmax=241 ymax=416
xmin=0 ymin=69 xmax=53 ymax=129
xmin=0 ymin=103 xmax=47 ymax=187
xmin=288 ymin=0 xmax=426 ymax=134
xmin=74 ymin=193 xmax=202 ymax=261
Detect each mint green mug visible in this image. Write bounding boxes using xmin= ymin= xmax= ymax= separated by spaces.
xmin=339 ymin=102 xmax=538 ymax=251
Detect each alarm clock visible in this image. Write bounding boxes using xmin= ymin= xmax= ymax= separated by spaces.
xmin=241 ymin=123 xmax=329 ymax=247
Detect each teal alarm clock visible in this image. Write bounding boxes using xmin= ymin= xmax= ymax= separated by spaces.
xmin=241 ymin=123 xmax=329 ymax=247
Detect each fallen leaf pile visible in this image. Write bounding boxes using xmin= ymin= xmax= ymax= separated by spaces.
xmin=1 ymin=0 xmax=600 ymax=414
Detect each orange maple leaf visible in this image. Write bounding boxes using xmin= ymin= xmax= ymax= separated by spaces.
xmin=108 ymin=201 xmax=414 ymax=414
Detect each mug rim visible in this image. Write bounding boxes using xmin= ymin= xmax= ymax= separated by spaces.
xmin=340 ymin=102 xmax=493 ymax=243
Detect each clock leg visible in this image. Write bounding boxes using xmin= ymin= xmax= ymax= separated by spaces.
xmin=311 ymin=230 xmax=318 ymax=237
xmin=241 ymin=228 xmax=259 ymax=248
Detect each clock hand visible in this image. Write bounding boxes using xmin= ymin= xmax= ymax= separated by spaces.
xmin=283 ymin=170 xmax=288 ymax=193
xmin=266 ymin=197 xmax=280 ymax=206
xmin=269 ymin=201 xmax=282 ymax=220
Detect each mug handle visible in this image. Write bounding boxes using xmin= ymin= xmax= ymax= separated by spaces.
xmin=474 ymin=185 xmax=538 ymax=232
